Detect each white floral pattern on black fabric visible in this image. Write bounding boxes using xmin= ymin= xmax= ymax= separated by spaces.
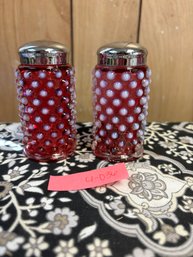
xmin=0 ymin=122 xmax=193 ymax=257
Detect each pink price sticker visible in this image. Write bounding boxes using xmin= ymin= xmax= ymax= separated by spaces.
xmin=48 ymin=163 xmax=128 ymax=191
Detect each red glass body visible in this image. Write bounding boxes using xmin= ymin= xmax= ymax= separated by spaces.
xmin=16 ymin=64 xmax=76 ymax=161
xmin=92 ymin=64 xmax=151 ymax=162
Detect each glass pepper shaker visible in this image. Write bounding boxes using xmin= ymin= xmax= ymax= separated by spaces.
xmin=92 ymin=42 xmax=151 ymax=162
xmin=15 ymin=40 xmax=76 ymax=161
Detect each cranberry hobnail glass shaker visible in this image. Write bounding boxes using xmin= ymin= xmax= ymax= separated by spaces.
xmin=92 ymin=42 xmax=151 ymax=162
xmin=16 ymin=41 xmax=76 ymax=161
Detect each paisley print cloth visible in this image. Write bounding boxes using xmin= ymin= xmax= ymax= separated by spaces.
xmin=0 ymin=122 xmax=193 ymax=257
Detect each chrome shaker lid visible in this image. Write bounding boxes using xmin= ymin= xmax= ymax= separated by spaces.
xmin=97 ymin=42 xmax=147 ymax=66
xmin=18 ymin=40 xmax=69 ymax=65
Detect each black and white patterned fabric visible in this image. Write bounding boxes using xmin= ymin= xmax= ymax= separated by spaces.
xmin=0 ymin=122 xmax=193 ymax=257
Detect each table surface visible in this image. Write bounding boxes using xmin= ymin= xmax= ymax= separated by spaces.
xmin=0 ymin=122 xmax=193 ymax=257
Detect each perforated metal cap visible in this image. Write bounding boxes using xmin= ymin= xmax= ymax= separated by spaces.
xmin=97 ymin=42 xmax=147 ymax=66
xmin=18 ymin=40 xmax=69 ymax=65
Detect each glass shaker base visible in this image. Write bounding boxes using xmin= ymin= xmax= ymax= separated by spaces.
xmin=92 ymin=142 xmax=144 ymax=163
xmin=23 ymin=146 xmax=76 ymax=162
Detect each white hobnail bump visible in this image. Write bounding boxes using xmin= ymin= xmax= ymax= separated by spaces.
xmin=37 ymin=133 xmax=43 ymax=139
xmin=106 ymin=108 xmax=113 ymax=115
xmin=99 ymin=130 xmax=105 ymax=136
xmin=127 ymin=132 xmax=133 ymax=139
xmin=111 ymin=132 xmax=118 ymax=139
xmin=48 ymin=99 xmax=55 ymax=106
xmin=106 ymin=89 xmax=114 ymax=97
xmin=134 ymin=107 xmax=141 ymax=114
xmin=44 ymin=125 xmax=51 ymax=131
xmin=95 ymin=70 xmax=101 ymax=78
xmin=113 ymin=99 xmax=121 ymax=106
xmin=129 ymin=81 xmax=137 ymax=88
xmin=41 ymin=108 xmax=49 ymax=115
xmin=132 ymin=123 xmax=140 ymax=130
xmin=114 ymin=81 xmax=122 ymax=90
xmin=40 ymin=90 xmax=48 ymax=97
xmin=100 ymin=80 xmax=107 ymax=88
xmin=100 ymin=97 xmax=107 ymax=105
xmin=128 ymin=99 xmax=135 ymax=107
xmin=99 ymin=114 xmax=106 ymax=121
xmin=33 ymin=99 xmax=40 ymax=106
xmin=142 ymin=79 xmax=149 ymax=87
xmin=112 ymin=116 xmax=119 ymax=124
xmin=121 ymin=72 xmax=130 ymax=81
xmin=127 ymin=116 xmax=134 ymax=123
xmin=136 ymin=89 xmax=143 ymax=97
xmin=35 ymin=116 xmax=41 ymax=123
xmin=137 ymin=71 xmax=144 ymax=80
xmin=121 ymin=90 xmax=129 ymax=99
xmin=119 ymin=124 xmax=126 ymax=132
xmin=106 ymin=123 xmax=112 ymax=130
xmin=119 ymin=108 xmax=128 ymax=116
xmin=107 ymin=71 xmax=115 ymax=80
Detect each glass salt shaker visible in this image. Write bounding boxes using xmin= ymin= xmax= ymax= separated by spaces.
xmin=92 ymin=42 xmax=151 ymax=162
xmin=16 ymin=40 xmax=76 ymax=161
